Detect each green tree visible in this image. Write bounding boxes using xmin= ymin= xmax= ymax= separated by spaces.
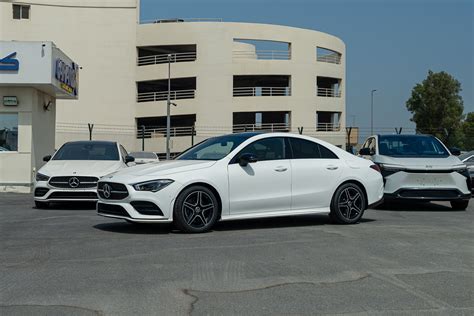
xmin=406 ymin=70 xmax=464 ymax=147
xmin=461 ymin=112 xmax=474 ymax=150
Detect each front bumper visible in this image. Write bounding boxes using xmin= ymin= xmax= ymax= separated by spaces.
xmin=383 ymin=170 xmax=471 ymax=201
xmin=34 ymin=185 xmax=98 ymax=202
xmin=384 ymin=188 xmax=471 ymax=201
xmin=96 ymin=181 xmax=179 ymax=223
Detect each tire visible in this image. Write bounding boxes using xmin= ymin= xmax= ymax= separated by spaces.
xmin=450 ymin=200 xmax=469 ymax=210
xmin=173 ymin=185 xmax=219 ymax=233
xmin=330 ymin=183 xmax=366 ymax=224
xmin=35 ymin=201 xmax=50 ymax=209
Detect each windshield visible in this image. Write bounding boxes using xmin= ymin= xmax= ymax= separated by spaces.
xmin=130 ymin=152 xmax=157 ymax=159
xmin=53 ymin=142 xmax=119 ymax=161
xmin=177 ymin=134 xmax=258 ymax=161
xmin=378 ymin=135 xmax=449 ymax=157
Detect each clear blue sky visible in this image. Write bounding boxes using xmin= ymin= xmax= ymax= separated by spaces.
xmin=140 ymin=0 xmax=473 ymax=132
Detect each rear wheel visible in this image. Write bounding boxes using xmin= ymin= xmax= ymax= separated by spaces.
xmin=34 ymin=201 xmax=50 ymax=209
xmin=330 ymin=183 xmax=366 ymax=224
xmin=173 ymin=185 xmax=219 ymax=233
xmin=450 ymin=200 xmax=469 ymax=210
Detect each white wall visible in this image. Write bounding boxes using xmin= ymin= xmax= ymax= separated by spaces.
xmin=0 ymin=0 xmax=138 ymax=137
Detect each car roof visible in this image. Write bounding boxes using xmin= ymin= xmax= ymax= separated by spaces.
xmin=63 ymin=140 xmax=117 ymax=146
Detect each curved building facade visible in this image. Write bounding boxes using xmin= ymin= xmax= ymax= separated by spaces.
xmin=136 ymin=21 xmax=346 ymax=152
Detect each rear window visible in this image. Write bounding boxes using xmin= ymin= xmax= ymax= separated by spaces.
xmin=378 ymin=135 xmax=449 ymax=157
xmin=289 ymin=138 xmax=338 ymax=159
xmin=53 ymin=142 xmax=119 ymax=161
xmin=130 ymin=152 xmax=156 ymax=159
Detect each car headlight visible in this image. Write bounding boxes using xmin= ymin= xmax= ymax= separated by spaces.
xmin=132 ymin=179 xmax=174 ymax=192
xmin=36 ymin=173 xmax=50 ymax=182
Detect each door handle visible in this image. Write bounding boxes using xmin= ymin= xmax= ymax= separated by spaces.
xmin=326 ymin=165 xmax=338 ymax=170
xmin=274 ymin=166 xmax=288 ymax=172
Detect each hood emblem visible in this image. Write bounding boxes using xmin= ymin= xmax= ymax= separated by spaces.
xmin=425 ymin=165 xmax=433 ymax=169
xmin=103 ymin=184 xmax=112 ymax=199
xmin=69 ymin=177 xmax=80 ymax=188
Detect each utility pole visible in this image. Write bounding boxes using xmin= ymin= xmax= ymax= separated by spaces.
xmin=370 ymin=89 xmax=377 ymax=135
xmin=166 ymin=54 xmax=172 ymax=160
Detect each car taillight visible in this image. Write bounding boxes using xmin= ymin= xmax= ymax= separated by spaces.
xmin=370 ymin=164 xmax=381 ymax=173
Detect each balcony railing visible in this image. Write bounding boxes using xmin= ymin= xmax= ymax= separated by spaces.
xmin=316 ymin=123 xmax=341 ymax=131
xmin=233 ymin=87 xmax=291 ymax=97
xmin=317 ymin=87 xmax=341 ymax=97
xmin=317 ymin=54 xmax=341 ymax=64
xmin=232 ymin=50 xmax=291 ymax=60
xmin=136 ymin=126 xmax=196 ymax=138
xmin=137 ymin=89 xmax=195 ymax=102
xmin=232 ymin=123 xmax=290 ymax=133
xmin=137 ymin=52 xmax=197 ymax=66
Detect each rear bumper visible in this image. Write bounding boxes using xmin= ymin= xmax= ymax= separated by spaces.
xmin=384 ymin=188 xmax=471 ymax=201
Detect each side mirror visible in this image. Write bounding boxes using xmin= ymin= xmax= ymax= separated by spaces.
xmin=359 ymin=148 xmax=373 ymax=156
xmin=125 ymin=155 xmax=135 ymax=164
xmin=449 ymin=147 xmax=461 ymax=156
xmin=238 ymin=153 xmax=258 ymax=167
xmin=43 ymin=155 xmax=51 ymax=162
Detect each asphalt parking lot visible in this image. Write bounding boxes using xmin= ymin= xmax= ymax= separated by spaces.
xmin=0 ymin=193 xmax=472 ymax=315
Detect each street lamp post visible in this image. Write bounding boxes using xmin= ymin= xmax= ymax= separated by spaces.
xmin=166 ymin=54 xmax=173 ymax=160
xmin=371 ymin=89 xmax=377 ymax=135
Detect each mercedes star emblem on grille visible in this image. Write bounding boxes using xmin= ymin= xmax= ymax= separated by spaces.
xmin=103 ymin=184 xmax=112 ymax=199
xmin=68 ymin=177 xmax=80 ymax=188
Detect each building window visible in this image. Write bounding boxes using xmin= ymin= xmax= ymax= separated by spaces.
xmin=12 ymin=4 xmax=30 ymax=20
xmin=0 ymin=113 xmax=19 ymax=151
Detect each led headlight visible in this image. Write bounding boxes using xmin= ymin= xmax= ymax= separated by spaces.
xmin=132 ymin=179 xmax=174 ymax=192
xmin=36 ymin=173 xmax=50 ymax=182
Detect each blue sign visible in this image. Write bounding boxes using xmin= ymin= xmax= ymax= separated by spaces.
xmin=0 ymin=52 xmax=19 ymax=71
xmin=55 ymin=59 xmax=78 ymax=96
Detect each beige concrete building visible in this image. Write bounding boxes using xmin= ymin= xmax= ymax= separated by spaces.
xmin=1 ymin=1 xmax=346 ymax=189
xmin=136 ymin=20 xmax=346 ymax=154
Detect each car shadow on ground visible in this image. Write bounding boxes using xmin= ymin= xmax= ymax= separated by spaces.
xmin=93 ymin=214 xmax=375 ymax=235
xmin=374 ymin=201 xmax=467 ymax=212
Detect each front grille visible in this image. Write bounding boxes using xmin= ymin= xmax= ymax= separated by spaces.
xmin=130 ymin=201 xmax=164 ymax=216
xmin=97 ymin=203 xmax=130 ymax=218
xmin=97 ymin=182 xmax=129 ymax=200
xmin=49 ymin=176 xmax=99 ymax=189
xmin=48 ymin=191 xmax=98 ymax=199
xmin=398 ymin=189 xmax=461 ymax=199
xmin=34 ymin=188 xmax=49 ymax=197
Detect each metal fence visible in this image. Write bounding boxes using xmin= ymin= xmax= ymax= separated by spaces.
xmin=232 ymin=50 xmax=291 ymax=60
xmin=233 ymin=87 xmax=291 ymax=97
xmin=137 ymin=89 xmax=196 ymax=102
xmin=317 ymin=87 xmax=341 ymax=97
xmin=137 ymin=52 xmax=197 ymax=66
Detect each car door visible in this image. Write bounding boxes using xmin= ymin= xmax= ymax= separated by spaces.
xmin=227 ymin=137 xmax=291 ymax=215
xmin=288 ymin=137 xmax=343 ymax=209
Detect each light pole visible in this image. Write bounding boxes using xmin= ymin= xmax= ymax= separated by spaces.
xmin=166 ymin=54 xmax=176 ymax=160
xmin=371 ymin=89 xmax=377 ymax=135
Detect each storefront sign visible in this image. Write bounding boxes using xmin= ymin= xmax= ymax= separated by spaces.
xmin=3 ymin=96 xmax=18 ymax=106
xmin=55 ymin=59 xmax=78 ymax=96
xmin=0 ymin=52 xmax=19 ymax=71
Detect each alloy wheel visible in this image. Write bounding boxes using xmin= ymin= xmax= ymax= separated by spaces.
xmin=337 ymin=187 xmax=363 ymax=220
xmin=182 ymin=191 xmax=215 ymax=228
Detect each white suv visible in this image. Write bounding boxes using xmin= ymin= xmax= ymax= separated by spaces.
xmin=34 ymin=141 xmax=134 ymax=208
xmin=359 ymin=134 xmax=471 ymax=210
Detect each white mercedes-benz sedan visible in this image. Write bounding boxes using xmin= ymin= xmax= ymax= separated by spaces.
xmin=97 ymin=133 xmax=384 ymax=233
xmin=34 ymin=141 xmax=134 ymax=208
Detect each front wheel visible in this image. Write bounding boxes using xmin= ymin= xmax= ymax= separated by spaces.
xmin=330 ymin=183 xmax=366 ymax=224
xmin=450 ymin=200 xmax=469 ymax=210
xmin=173 ymin=185 xmax=219 ymax=233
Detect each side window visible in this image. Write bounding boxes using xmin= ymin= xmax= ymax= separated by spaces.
xmin=239 ymin=137 xmax=285 ymax=162
xmin=362 ymin=139 xmax=370 ymax=149
xmin=289 ymin=138 xmax=321 ymax=159
xmin=318 ymin=144 xmax=338 ymax=159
